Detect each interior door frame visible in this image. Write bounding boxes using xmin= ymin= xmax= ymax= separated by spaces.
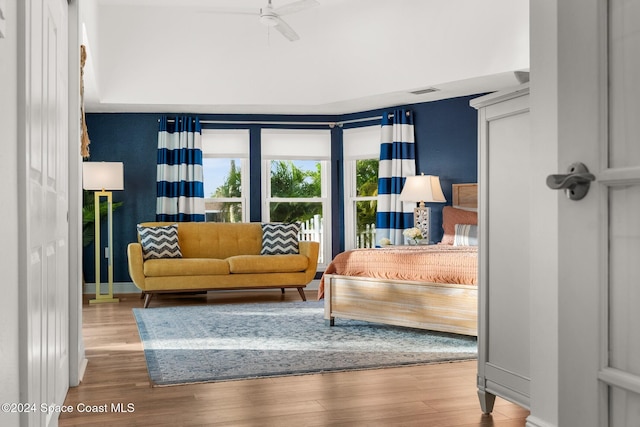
xmin=67 ymin=0 xmax=86 ymax=387
xmin=555 ymin=0 xmax=607 ymax=424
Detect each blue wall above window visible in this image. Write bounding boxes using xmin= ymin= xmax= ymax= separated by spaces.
xmin=83 ymin=95 xmax=481 ymax=283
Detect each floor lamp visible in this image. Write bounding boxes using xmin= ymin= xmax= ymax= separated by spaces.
xmin=82 ymin=162 xmax=124 ymax=304
xmin=399 ymin=174 xmax=446 ymax=243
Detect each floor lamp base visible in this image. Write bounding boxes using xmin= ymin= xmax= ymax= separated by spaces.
xmin=91 ymin=189 xmax=120 ymax=305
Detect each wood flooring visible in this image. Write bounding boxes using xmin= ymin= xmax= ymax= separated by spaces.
xmin=59 ymin=290 xmax=529 ymax=427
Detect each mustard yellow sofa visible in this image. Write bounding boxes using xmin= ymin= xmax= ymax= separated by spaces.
xmin=127 ymin=222 xmax=320 ymax=308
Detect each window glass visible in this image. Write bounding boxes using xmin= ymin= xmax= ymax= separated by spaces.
xmin=203 ymin=158 xmax=243 ymax=222
xmin=356 ymin=159 xmax=378 ymax=197
xmin=270 ymin=160 xmax=321 ymax=198
xmin=201 ymin=130 xmax=249 ymax=223
xmin=354 ymin=159 xmax=378 ymax=248
xmin=344 ymin=126 xmax=380 ymax=249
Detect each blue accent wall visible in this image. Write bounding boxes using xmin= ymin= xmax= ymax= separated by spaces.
xmin=83 ymin=114 xmax=160 ymax=284
xmin=83 ymin=95 xmax=481 ymax=283
xmin=340 ymin=95 xmax=480 ymax=244
xmin=413 ymin=96 xmax=480 ymax=241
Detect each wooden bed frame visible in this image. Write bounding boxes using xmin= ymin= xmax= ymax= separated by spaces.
xmin=323 ymin=183 xmax=478 ymax=336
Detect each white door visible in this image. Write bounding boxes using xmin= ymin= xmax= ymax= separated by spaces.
xmin=21 ymin=0 xmax=70 ymax=426
xmin=556 ymin=0 xmax=640 ymax=425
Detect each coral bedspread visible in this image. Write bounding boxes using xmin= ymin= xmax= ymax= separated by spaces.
xmin=318 ymin=245 xmax=478 ymax=299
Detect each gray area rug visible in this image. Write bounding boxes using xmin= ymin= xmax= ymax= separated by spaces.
xmin=133 ymin=300 xmax=477 ymax=386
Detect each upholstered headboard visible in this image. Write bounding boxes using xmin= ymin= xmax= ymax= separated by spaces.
xmin=440 ymin=183 xmax=479 ymax=245
xmin=452 ymin=183 xmax=478 ymax=210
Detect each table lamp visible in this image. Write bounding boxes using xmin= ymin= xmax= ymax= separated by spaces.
xmin=82 ymin=162 xmax=124 ymax=304
xmin=399 ymin=173 xmax=446 ymax=243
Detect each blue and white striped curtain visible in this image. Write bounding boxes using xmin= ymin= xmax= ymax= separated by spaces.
xmin=376 ymin=109 xmax=416 ymax=245
xmin=156 ymin=116 xmax=205 ymax=222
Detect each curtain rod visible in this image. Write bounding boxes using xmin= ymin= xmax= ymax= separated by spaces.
xmin=162 ymin=111 xmax=410 ymax=128
xmin=201 ymin=119 xmax=337 ymax=127
xmin=336 ymin=110 xmax=411 ymax=127
xmin=337 ymin=116 xmax=382 ymax=126
xmin=163 ymin=118 xmax=338 ymax=127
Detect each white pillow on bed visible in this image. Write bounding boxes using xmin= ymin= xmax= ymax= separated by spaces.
xmin=453 ymin=224 xmax=478 ymax=246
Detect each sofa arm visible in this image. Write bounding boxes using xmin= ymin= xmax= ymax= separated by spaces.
xmin=127 ymin=243 xmax=146 ymax=291
xmin=299 ymin=241 xmax=320 ymax=282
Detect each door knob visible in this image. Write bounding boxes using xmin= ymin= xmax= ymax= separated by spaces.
xmin=546 ymin=162 xmax=595 ymax=200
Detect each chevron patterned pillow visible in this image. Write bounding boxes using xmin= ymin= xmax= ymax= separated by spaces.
xmin=260 ymin=223 xmax=300 ymax=255
xmin=137 ymin=223 xmax=183 ymax=260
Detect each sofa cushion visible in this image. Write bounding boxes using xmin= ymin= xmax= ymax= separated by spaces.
xmin=260 ymin=223 xmax=300 ymax=255
xmin=143 ymin=258 xmax=230 ymax=277
xmin=181 ymin=223 xmax=263 ymax=259
xmin=137 ymin=223 xmax=182 ymax=260
xmin=137 ymin=222 xmax=264 ymax=259
xmin=227 ymin=254 xmax=309 ymax=274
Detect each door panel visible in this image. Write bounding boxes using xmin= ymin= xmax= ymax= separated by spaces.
xmin=609 ymin=387 xmax=640 ymax=427
xmin=22 ymin=0 xmax=69 ymax=425
xmin=608 ymin=185 xmax=640 ymax=376
xmin=602 ymin=1 xmax=640 ymax=425
xmin=557 ymin=0 xmax=640 ymax=425
xmin=487 ymin=110 xmax=531 ymax=379
xmin=608 ymin=0 xmax=640 ymax=168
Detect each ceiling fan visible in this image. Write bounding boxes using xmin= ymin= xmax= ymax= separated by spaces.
xmin=205 ymin=0 xmax=320 ymax=42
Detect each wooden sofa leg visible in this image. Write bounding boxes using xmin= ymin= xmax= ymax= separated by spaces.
xmin=297 ymin=287 xmax=307 ymax=302
xmin=281 ymin=288 xmax=285 ymax=294
xmin=143 ymin=293 xmax=154 ymax=308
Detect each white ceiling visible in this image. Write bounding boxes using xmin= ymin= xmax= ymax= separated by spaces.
xmin=81 ymin=0 xmax=529 ymax=115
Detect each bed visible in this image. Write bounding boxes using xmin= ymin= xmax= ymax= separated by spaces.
xmin=321 ymin=183 xmax=479 ymax=336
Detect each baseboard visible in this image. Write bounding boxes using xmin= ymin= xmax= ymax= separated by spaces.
xmin=526 ymin=415 xmax=556 ymax=427
xmin=83 ymin=279 xmax=321 ymax=294
xmin=77 ymin=358 xmax=89 ymax=383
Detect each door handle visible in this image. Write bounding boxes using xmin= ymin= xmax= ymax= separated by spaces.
xmin=546 ymin=162 xmax=595 ymax=200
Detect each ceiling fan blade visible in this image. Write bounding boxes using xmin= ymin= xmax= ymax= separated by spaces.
xmin=272 ymin=16 xmax=300 ymax=41
xmin=274 ymin=0 xmax=319 ymax=16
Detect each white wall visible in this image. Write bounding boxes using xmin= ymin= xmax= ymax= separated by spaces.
xmin=0 ymin=0 xmax=22 ymax=425
xmin=527 ymin=0 xmax=560 ymax=426
xmin=79 ymin=0 xmax=100 ymax=102
xmin=69 ymin=0 xmax=87 ymax=387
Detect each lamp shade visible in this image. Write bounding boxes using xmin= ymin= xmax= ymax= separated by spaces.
xmin=399 ymin=174 xmax=446 ymax=203
xmin=82 ymin=162 xmax=124 ymax=191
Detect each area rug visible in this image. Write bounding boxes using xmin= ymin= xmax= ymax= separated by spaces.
xmin=133 ymin=300 xmax=477 ymax=386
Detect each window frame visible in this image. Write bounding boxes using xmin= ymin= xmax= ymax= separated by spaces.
xmin=344 ymin=156 xmax=379 ymax=250
xmin=260 ymin=129 xmax=332 ymax=269
xmin=201 ymin=129 xmax=250 ymax=223
xmin=343 ymin=126 xmax=380 ymax=250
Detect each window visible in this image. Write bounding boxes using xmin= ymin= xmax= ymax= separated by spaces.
xmin=262 ymin=129 xmax=331 ymax=267
xmin=343 ymin=126 xmax=380 ymax=250
xmin=201 ymin=130 xmax=249 ymax=222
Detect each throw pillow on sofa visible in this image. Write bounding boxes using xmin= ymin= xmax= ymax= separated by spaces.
xmin=260 ymin=223 xmax=300 ymax=255
xmin=137 ymin=223 xmax=182 ymax=260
